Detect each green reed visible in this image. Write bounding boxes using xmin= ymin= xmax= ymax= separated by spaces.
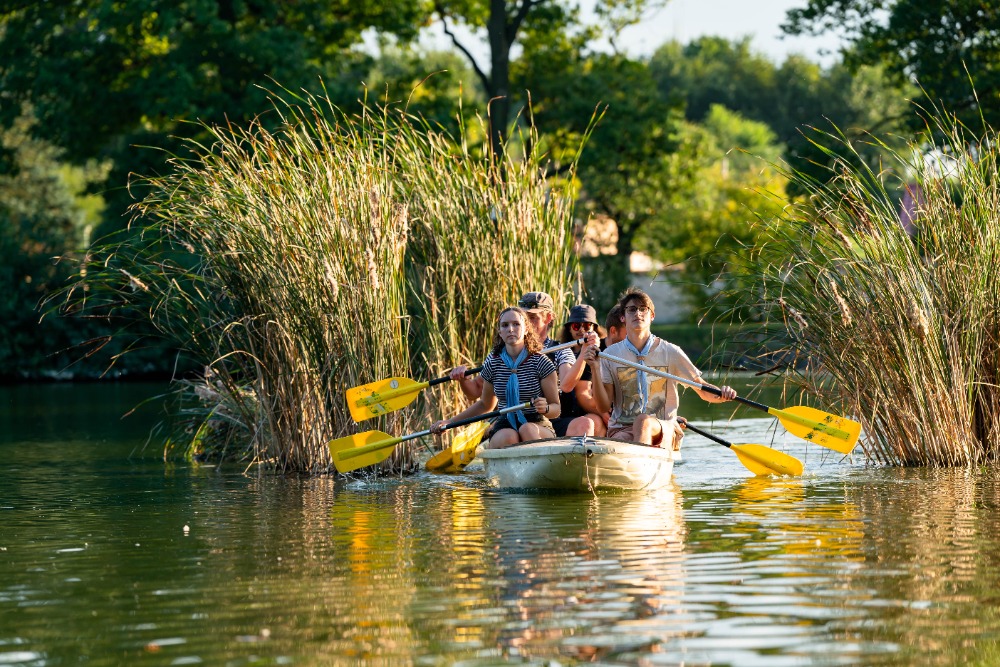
xmin=58 ymin=89 xmax=580 ymax=472
xmin=739 ymin=111 xmax=1000 ymax=466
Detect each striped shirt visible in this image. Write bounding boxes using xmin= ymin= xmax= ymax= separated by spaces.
xmin=480 ymin=352 xmax=556 ymax=412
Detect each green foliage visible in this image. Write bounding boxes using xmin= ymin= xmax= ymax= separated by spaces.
xmin=0 ymin=110 xmax=110 ymax=378
xmin=650 ymin=36 xmax=915 ymax=194
xmin=643 ymin=106 xmax=788 ymax=321
xmin=0 ymin=0 xmax=429 ymax=241
xmin=56 ymin=90 xmax=581 ymax=471
xmin=736 ymin=110 xmax=1000 ymax=466
xmin=429 ymin=0 xmax=663 ymax=158
xmin=518 ymin=47 xmax=705 ymax=303
xmin=363 ymin=46 xmax=485 ymax=134
xmin=784 ymin=0 xmax=1000 ymax=132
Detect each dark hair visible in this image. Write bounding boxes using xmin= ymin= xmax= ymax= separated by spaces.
xmin=490 ymin=307 xmax=544 ymax=356
xmin=605 ymin=304 xmax=624 ymax=332
xmin=617 ymin=287 xmax=654 ymax=313
xmin=558 ymin=322 xmax=575 ymax=344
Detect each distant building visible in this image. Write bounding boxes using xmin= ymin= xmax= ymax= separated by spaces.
xmin=579 ymin=215 xmax=687 ymax=323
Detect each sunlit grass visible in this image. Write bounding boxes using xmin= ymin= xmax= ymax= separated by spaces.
xmin=739 ymin=109 xmax=1000 ymax=466
xmin=59 ymin=88 xmax=581 ymax=472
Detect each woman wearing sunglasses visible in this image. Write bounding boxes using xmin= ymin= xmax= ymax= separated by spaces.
xmin=550 ymin=304 xmax=608 ymax=438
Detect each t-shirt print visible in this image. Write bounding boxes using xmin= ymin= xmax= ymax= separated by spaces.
xmin=615 ymin=366 xmax=670 ymax=420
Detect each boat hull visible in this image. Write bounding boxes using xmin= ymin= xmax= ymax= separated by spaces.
xmin=477 ymin=437 xmax=674 ymax=492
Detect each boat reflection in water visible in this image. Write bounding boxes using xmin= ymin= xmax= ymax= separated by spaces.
xmin=471 ymin=484 xmax=687 ymax=662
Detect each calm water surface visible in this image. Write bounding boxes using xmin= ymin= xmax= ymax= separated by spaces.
xmin=2 ymin=383 xmax=1000 ymax=666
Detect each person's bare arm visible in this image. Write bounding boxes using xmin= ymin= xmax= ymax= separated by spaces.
xmin=449 ymin=365 xmax=484 ymax=400
xmin=431 ymin=382 xmax=498 ymax=433
xmin=534 ymin=372 xmax=561 ymax=419
xmin=581 ymin=345 xmax=613 ymax=413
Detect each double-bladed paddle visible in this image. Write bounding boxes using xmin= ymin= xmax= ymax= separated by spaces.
xmin=330 ymin=403 xmax=531 ymax=473
xmin=678 ymin=418 xmax=803 ymax=476
xmin=598 ymin=350 xmax=861 ymax=454
xmin=347 ymin=338 xmax=588 ymax=422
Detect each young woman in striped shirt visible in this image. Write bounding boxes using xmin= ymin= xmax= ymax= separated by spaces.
xmin=431 ymin=307 xmax=561 ymax=449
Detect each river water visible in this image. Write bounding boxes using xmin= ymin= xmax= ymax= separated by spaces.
xmin=2 ymin=383 xmax=999 ymax=666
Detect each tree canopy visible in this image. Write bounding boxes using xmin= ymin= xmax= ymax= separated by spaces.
xmin=783 ymin=0 xmax=1000 ymax=130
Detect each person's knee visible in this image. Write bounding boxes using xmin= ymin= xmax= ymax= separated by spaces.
xmin=490 ymin=430 xmax=519 ymax=448
xmin=635 ymin=414 xmax=656 ymax=432
xmin=634 ymin=414 xmax=661 ymax=443
xmin=519 ymin=423 xmax=547 ymax=441
xmin=566 ymin=416 xmax=594 ymax=437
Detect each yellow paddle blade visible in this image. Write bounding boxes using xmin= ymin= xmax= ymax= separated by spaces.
xmin=425 ymin=447 xmax=454 ymax=472
xmin=328 ymin=430 xmax=401 ymax=473
xmin=771 ymin=405 xmax=861 ymax=454
xmin=451 ymin=421 xmax=489 ymax=468
xmin=425 ymin=421 xmax=489 ymax=473
xmin=346 ymin=377 xmax=428 ymax=422
xmin=731 ymin=444 xmax=804 ymax=476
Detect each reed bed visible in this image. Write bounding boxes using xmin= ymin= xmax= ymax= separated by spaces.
xmin=61 ymin=90 xmax=580 ymax=473
xmin=741 ymin=111 xmax=1000 ymax=466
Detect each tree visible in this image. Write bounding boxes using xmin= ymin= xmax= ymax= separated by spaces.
xmin=516 ymin=45 xmax=706 ymax=299
xmin=0 ymin=0 xmax=426 ymax=234
xmin=650 ymin=36 xmax=914 ymax=194
xmin=430 ymin=0 xmax=665 ymax=160
xmin=645 ymin=105 xmax=788 ymax=321
xmin=0 ymin=110 xmax=109 ymax=377
xmin=783 ymin=0 xmax=1000 ymax=130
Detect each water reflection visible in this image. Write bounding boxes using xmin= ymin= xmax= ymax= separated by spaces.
xmin=8 ymin=384 xmax=1000 ymax=665
xmin=843 ymin=468 xmax=1000 ymax=665
xmin=451 ymin=487 xmax=688 ymax=662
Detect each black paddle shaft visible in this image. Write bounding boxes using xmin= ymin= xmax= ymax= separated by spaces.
xmin=436 ymin=402 xmax=532 ymax=435
xmin=678 ymin=417 xmax=732 ymax=449
xmin=428 ymin=366 xmax=483 ymax=388
xmin=688 ymin=384 xmax=770 ymax=413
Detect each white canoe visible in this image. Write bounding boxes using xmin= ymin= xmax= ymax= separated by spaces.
xmin=476 ymin=437 xmax=674 ymax=492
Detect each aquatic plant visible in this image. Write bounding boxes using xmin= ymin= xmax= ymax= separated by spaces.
xmin=56 ymin=89 xmax=580 ymax=472
xmin=739 ymin=109 xmax=1000 ymax=466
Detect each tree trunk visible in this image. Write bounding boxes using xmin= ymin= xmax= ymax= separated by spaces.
xmin=486 ymin=0 xmax=510 ymax=161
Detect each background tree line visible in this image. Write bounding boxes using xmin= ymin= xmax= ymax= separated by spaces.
xmin=1 ymin=0 xmax=988 ymax=379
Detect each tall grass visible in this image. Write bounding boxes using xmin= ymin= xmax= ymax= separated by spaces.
xmin=739 ymin=110 xmax=1000 ymax=466
xmin=59 ymin=89 xmax=581 ymax=472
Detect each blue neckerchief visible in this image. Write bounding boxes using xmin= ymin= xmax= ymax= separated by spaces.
xmin=500 ymin=347 xmax=529 ymax=429
xmin=623 ymin=335 xmax=656 ymax=413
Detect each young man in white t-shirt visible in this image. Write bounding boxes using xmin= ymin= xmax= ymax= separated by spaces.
xmin=585 ymin=288 xmax=737 ymax=449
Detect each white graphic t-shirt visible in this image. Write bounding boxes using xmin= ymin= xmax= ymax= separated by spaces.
xmin=599 ymin=337 xmax=700 ymax=427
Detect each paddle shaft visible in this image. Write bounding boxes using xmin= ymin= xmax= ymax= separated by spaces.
xmin=597 ymin=349 xmax=757 ymax=407
xmin=679 ymin=419 xmax=734 ymax=449
xmin=677 ymin=417 xmax=804 ymax=476
xmin=427 ymin=365 xmax=482 ymax=387
xmin=338 ymin=403 xmax=530 ymax=461
xmin=598 ymin=349 xmax=852 ymax=442
xmin=431 ymin=337 xmax=587 ymax=386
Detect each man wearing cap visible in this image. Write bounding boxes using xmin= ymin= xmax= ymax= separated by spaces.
xmin=516 ymin=291 xmax=580 ymax=387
